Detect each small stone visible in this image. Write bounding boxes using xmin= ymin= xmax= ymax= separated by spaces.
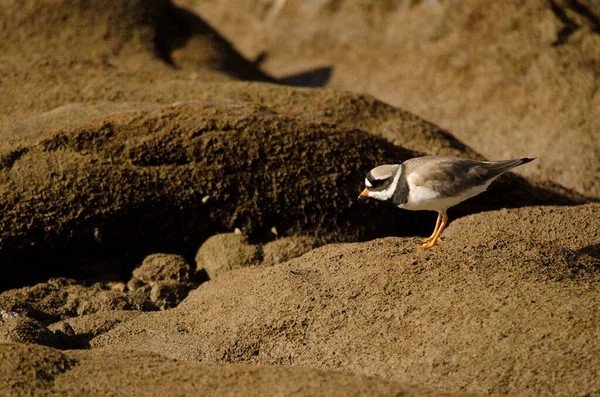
xmin=1 ymin=310 xmax=20 ymax=322
xmin=93 ymin=227 xmax=102 ymax=243
xmin=109 ymin=282 xmax=126 ymax=292
xmin=201 ymin=195 xmax=210 ymax=204
xmin=52 ymin=321 xmax=76 ymax=337
xmin=195 ymin=233 xmax=261 ymax=279
xmin=51 ymin=321 xmax=79 ymax=349
xmin=234 ymin=228 xmax=242 ymax=235
xmin=131 ymin=254 xmax=192 ymax=285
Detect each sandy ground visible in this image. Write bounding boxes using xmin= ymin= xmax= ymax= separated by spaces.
xmin=0 ymin=0 xmax=598 ymax=396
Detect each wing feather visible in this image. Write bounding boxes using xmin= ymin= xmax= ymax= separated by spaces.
xmin=404 ymin=156 xmax=532 ymax=197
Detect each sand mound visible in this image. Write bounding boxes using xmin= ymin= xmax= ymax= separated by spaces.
xmin=89 ymin=204 xmax=600 ymax=396
xmin=0 ymin=343 xmax=458 ymax=396
xmin=0 ymin=0 xmax=270 ymax=131
xmin=190 ymin=0 xmax=600 ymax=197
xmin=0 ymin=97 xmax=579 ymax=290
xmin=0 ymin=0 xmax=268 ymax=78
xmin=1 ymin=0 xmax=168 ymax=58
xmin=0 ymin=99 xmax=402 ymax=289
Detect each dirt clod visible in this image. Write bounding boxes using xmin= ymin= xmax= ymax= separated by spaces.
xmin=0 ymin=317 xmax=58 ymax=347
xmin=132 ymin=254 xmax=193 ymax=285
xmin=196 ymin=233 xmax=262 ymax=279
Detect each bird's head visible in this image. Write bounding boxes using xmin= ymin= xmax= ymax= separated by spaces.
xmin=358 ymin=164 xmax=402 ymax=202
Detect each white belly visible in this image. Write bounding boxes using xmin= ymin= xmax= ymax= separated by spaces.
xmin=400 ymin=181 xmax=492 ymax=212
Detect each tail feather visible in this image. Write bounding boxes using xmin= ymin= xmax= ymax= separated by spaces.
xmin=480 ymin=157 xmax=536 ymax=177
xmin=519 ymin=157 xmax=536 ymax=165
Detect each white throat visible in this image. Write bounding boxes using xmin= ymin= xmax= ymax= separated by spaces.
xmin=368 ymin=165 xmax=402 ymax=201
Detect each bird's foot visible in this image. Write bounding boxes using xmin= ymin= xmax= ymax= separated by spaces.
xmin=419 ymin=241 xmax=437 ymax=249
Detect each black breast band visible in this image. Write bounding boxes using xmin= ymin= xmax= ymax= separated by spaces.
xmin=392 ymin=168 xmax=410 ymax=206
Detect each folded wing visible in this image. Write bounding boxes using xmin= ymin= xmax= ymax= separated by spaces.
xmin=408 ymin=157 xmax=533 ymax=198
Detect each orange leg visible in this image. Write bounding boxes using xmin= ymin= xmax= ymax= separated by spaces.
xmin=422 ymin=213 xmax=442 ymax=243
xmin=419 ymin=213 xmax=448 ymax=249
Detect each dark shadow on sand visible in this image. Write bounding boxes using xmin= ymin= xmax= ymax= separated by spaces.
xmin=278 ymin=66 xmax=333 ymax=88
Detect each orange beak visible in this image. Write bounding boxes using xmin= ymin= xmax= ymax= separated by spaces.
xmin=357 ymin=188 xmax=370 ymax=200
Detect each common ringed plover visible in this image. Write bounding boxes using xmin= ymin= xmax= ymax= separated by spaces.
xmin=359 ymin=155 xmax=535 ymax=248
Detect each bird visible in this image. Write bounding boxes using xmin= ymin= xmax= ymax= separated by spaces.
xmin=358 ymin=155 xmax=535 ymax=248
